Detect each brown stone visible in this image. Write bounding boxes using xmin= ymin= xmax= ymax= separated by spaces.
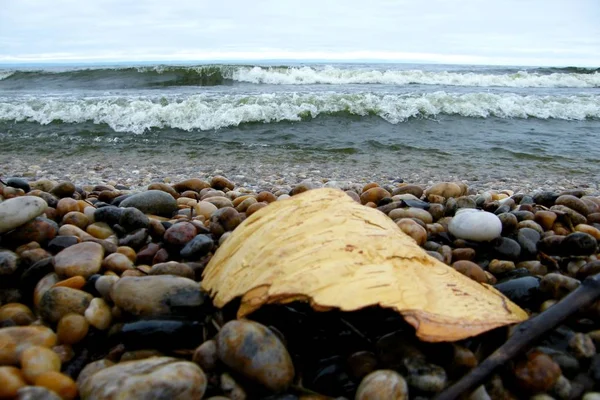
xmin=149 ymin=261 xmax=195 ymax=279
xmin=452 ymin=248 xmax=476 ymax=262
xmin=513 ymin=350 xmax=561 ymax=392
xmin=148 ymin=183 xmax=180 ymax=199
xmin=0 ymin=326 xmax=57 ymax=365
xmin=451 ymin=260 xmax=487 ymax=283
xmin=360 ymin=187 xmax=391 ymax=205
xmin=211 ymin=175 xmax=235 ymax=191
xmin=172 ymin=178 xmax=210 ymax=193
xmin=392 ymin=184 xmax=424 ymax=199
xmin=555 ymin=195 xmax=590 ymax=216
xmin=38 ymin=287 xmax=93 ymax=323
xmin=54 ymin=242 xmax=104 ymax=278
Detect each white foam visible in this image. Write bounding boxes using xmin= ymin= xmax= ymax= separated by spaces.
xmin=0 ymin=71 xmax=14 ymax=80
xmin=227 ymin=66 xmax=600 ymax=88
xmin=1 ymin=92 xmax=598 ymax=134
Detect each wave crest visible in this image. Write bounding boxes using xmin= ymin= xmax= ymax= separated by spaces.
xmin=1 ymin=92 xmax=598 ymax=134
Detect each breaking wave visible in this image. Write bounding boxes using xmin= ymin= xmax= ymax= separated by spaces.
xmin=1 ymin=91 xmax=598 ymax=134
xmin=0 ymin=64 xmax=598 ymax=88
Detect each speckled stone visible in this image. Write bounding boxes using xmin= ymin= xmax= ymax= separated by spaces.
xmin=79 ymin=357 xmax=206 ymax=400
xmin=54 ymin=242 xmax=104 ymax=279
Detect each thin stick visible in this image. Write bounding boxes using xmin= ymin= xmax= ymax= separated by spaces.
xmin=434 ymin=273 xmax=600 ymax=400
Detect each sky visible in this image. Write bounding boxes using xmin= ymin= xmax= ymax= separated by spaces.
xmin=0 ymin=0 xmax=599 ymax=66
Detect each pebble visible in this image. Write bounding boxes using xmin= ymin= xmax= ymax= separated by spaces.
xmin=540 ymin=273 xmax=581 ymax=299
xmin=49 ymin=182 xmax=75 ymax=198
xmin=33 ymin=371 xmax=77 ymax=400
xmin=193 ymin=339 xmax=219 ymax=372
xmin=396 ymin=219 xmax=427 ymax=246
xmin=4 ymin=217 xmax=58 ymax=245
xmin=101 ymin=252 xmax=135 ymax=274
xmin=355 ymin=370 xmax=409 ymax=400
xmin=172 ymin=178 xmax=210 ymax=193
xmin=84 ymin=298 xmax=112 ymax=330
xmin=0 ymin=303 xmax=35 ymax=326
xmin=79 ymin=357 xmax=207 ymax=400
xmin=360 ymin=187 xmax=391 ymax=205
xmin=556 ymin=195 xmax=590 ymax=216
xmin=56 ymin=313 xmax=89 ymax=345
xmin=0 ymin=196 xmax=48 ymax=234
xmin=38 ymin=287 xmax=93 ymax=323
xmin=20 ymin=345 xmax=61 ymax=383
xmin=47 ymin=236 xmax=80 ymax=254
xmin=149 ymin=261 xmax=195 ymax=279
xmin=211 ymin=175 xmax=235 ymax=190
xmin=118 ymin=228 xmax=149 ymax=250
xmin=513 ymin=350 xmax=561 ymax=392
xmin=426 ymin=182 xmax=463 ymax=199
xmin=389 ymin=207 xmax=433 ymax=224
xmin=217 ymin=319 xmax=295 ymax=393
xmin=180 ymin=234 xmax=214 ymax=259
xmin=451 ymin=260 xmax=488 ymax=283
xmin=111 ymin=275 xmax=206 ymax=318
xmin=488 ymin=259 xmax=516 ymax=275
xmin=54 ymin=242 xmax=104 ymax=278
xmin=0 ymin=325 xmax=57 ymax=365
xmin=210 ymin=207 xmax=242 ymax=237
xmin=119 ymin=207 xmax=150 ymax=232
xmin=84 ymin=222 xmax=113 ymax=239
xmin=164 ymin=222 xmax=197 ymax=246
xmin=0 ymin=366 xmax=27 ymax=398
xmin=561 ymin=232 xmax=598 ymax=256
xmin=119 ymin=190 xmax=177 ymax=217
xmin=492 ymin=237 xmax=522 ymax=261
xmin=0 ymin=250 xmax=20 ymax=276
xmin=449 ymin=209 xmax=502 ymax=242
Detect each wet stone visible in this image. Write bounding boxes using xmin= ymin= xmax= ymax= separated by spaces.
xmin=6 ymin=177 xmax=30 ymax=192
xmin=16 ymin=386 xmax=62 ymax=400
xmin=93 ymin=206 xmax=123 ymax=226
xmin=568 ymin=333 xmax=596 ymax=359
xmin=47 ymin=236 xmax=80 ymax=254
xmin=404 ymin=358 xmax=447 ymax=393
xmin=540 ymin=273 xmax=581 ymax=299
xmin=533 ymin=191 xmax=560 ymax=207
xmin=0 ymin=196 xmax=48 ymax=235
xmin=488 ymin=259 xmax=516 ymax=275
xmin=3 ymin=217 xmax=58 ymax=245
xmin=111 ymin=275 xmax=206 ymax=318
xmin=495 ymin=276 xmax=541 ymax=309
xmin=54 ymin=242 xmax=104 ymax=279
xmin=49 ymin=182 xmax=76 ymax=198
xmin=356 ymin=370 xmax=409 ymax=400
xmin=119 ymin=190 xmax=177 ymax=217
xmin=497 ymin=212 xmax=518 ymax=235
xmin=79 ymin=357 xmax=207 ymax=400
xmin=112 ymin=320 xmax=204 ymax=350
xmin=535 ymin=210 xmax=558 ymax=231
xmin=449 ymin=209 xmax=502 ymax=242
xmin=556 ymin=195 xmax=590 ymax=216
xmin=180 ymin=234 xmax=214 ymax=259
xmin=560 ymin=232 xmax=597 ymax=256
xmin=518 ymin=228 xmax=541 ymax=260
xmin=149 ymin=261 xmax=195 ymax=279
xmin=164 ymin=222 xmax=197 ymax=246
xmin=118 ymin=228 xmax=149 ymax=250
xmin=0 ymin=325 xmax=57 ymax=365
xmin=217 ymin=319 xmax=294 ymax=393
xmin=0 ymin=250 xmax=20 ymax=276
xmin=211 ymin=175 xmax=235 ymax=190
xmin=210 ymin=207 xmax=242 ymax=237
xmin=193 ymin=339 xmax=218 ymax=372
xmin=119 ymin=207 xmax=149 ymax=232
xmin=39 ymin=287 xmax=93 ymax=323
xmin=492 ymin=237 xmax=521 ymax=261
xmin=452 ymin=260 xmax=487 ymax=283
xmin=513 ymin=350 xmax=562 ymax=393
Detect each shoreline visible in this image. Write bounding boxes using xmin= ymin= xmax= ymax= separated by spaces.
xmin=2 ymin=155 xmax=598 ymax=195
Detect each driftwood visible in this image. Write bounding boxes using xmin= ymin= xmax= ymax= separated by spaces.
xmin=435 ymin=273 xmax=600 ymax=400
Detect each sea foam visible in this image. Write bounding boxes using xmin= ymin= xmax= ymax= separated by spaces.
xmin=1 ymin=92 xmax=598 ymax=134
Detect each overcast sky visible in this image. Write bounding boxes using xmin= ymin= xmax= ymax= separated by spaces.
xmin=0 ymin=0 xmax=599 ymax=66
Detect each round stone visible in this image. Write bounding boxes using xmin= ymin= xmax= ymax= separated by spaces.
xmin=217 ymin=320 xmax=294 ymax=393
xmin=0 ymin=196 xmax=48 ymax=234
xmin=449 ymin=209 xmax=502 ymax=242
xmin=38 ymin=287 xmax=93 ymax=323
xmin=119 ymin=190 xmax=177 ymax=217
xmin=356 ymin=370 xmax=409 ymax=400
xmin=79 ymin=357 xmax=206 ymax=400
xmin=56 ymin=314 xmax=89 ymax=345
xmin=54 ymin=242 xmax=104 ymax=279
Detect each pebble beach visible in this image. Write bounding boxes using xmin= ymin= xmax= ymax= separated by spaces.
xmin=1 ymin=174 xmax=600 ymax=399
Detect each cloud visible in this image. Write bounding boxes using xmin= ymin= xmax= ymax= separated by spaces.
xmin=0 ymin=0 xmax=598 ymax=66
